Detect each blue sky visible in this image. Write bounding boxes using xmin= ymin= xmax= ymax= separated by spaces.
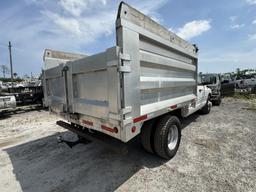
xmin=0 ymin=0 xmax=255 ymax=77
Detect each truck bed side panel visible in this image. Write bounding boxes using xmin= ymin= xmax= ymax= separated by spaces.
xmin=117 ymin=3 xmax=197 ymax=119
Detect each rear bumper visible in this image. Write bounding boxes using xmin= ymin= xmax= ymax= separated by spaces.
xmin=56 ymin=120 xmax=128 ymax=153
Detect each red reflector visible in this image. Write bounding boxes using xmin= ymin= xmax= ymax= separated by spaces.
xmin=170 ymin=104 xmax=177 ymax=109
xmin=82 ymin=120 xmax=93 ymax=126
xmin=131 ymin=126 xmax=136 ymax=133
xmin=133 ymin=115 xmax=147 ymax=123
xmin=101 ymin=125 xmax=118 ymax=133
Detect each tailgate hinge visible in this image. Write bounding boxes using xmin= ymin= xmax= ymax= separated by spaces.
xmin=119 ymin=53 xmax=131 ymax=73
xmin=120 ymin=106 xmax=132 ymax=115
xmin=120 ymin=53 xmax=131 ymax=61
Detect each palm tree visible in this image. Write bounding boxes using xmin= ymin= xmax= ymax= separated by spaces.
xmin=13 ymin=72 xmax=18 ymax=79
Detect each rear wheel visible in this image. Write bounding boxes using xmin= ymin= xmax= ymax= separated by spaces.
xmin=141 ymin=119 xmax=156 ymax=153
xmin=154 ymin=115 xmax=181 ymax=159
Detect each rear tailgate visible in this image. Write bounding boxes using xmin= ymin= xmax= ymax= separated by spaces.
xmin=44 ymin=64 xmax=67 ymax=113
xmin=44 ymin=47 xmax=121 ymax=121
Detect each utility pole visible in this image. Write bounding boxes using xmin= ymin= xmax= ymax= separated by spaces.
xmin=8 ymin=41 xmax=14 ymax=88
xmin=3 ymin=65 xmax=6 ymax=78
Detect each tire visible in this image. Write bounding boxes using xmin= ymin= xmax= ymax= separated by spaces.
xmin=154 ymin=115 xmax=181 ymax=160
xmin=214 ymin=96 xmax=221 ymax=106
xmin=201 ymin=96 xmax=211 ymax=114
xmin=141 ymin=119 xmax=157 ymax=153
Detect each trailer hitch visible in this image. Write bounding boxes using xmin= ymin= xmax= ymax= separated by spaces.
xmin=56 ymin=120 xmax=128 ymax=154
xmin=57 ymin=135 xmax=91 ymax=148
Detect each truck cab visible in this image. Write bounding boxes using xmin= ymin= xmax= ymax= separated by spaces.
xmin=182 ymin=75 xmax=212 ymax=117
xmin=201 ymin=73 xmax=221 ymax=105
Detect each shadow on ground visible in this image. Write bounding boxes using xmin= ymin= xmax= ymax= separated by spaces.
xmin=4 ymin=114 xmax=198 ymax=192
xmin=181 ymin=112 xmax=200 ymax=130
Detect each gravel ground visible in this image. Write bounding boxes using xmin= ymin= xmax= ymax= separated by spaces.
xmin=0 ymin=98 xmax=255 ymax=192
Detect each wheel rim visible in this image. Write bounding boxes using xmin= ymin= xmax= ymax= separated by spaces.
xmin=207 ymin=100 xmax=210 ymax=111
xmin=167 ymin=125 xmax=178 ymax=150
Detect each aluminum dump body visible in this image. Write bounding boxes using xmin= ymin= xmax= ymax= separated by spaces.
xmin=43 ymin=2 xmax=198 ymax=142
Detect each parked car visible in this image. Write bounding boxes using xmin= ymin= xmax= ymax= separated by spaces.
xmin=236 ymin=75 xmax=256 ymax=90
xmin=220 ymin=73 xmax=235 ymax=96
xmin=243 ymin=75 xmax=256 ymax=88
xmin=201 ymin=73 xmax=222 ymax=105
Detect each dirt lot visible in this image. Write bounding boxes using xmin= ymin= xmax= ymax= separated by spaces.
xmin=0 ymin=98 xmax=256 ymax=192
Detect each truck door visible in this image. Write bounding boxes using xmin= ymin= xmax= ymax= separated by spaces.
xmin=197 ymin=75 xmax=205 ymax=107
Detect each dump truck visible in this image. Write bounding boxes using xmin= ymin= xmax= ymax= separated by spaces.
xmin=43 ymin=2 xmax=209 ymax=159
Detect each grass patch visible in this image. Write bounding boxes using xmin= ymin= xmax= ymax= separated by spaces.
xmin=231 ymin=93 xmax=256 ymax=112
xmin=233 ymin=92 xmax=256 ymax=100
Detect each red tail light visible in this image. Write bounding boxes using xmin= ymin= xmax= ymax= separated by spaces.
xmin=131 ymin=126 xmax=136 ymax=133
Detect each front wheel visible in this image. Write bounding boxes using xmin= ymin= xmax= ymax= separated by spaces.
xmin=214 ymin=96 xmax=221 ymax=106
xmin=154 ymin=115 xmax=181 ymax=160
xmin=201 ymin=96 xmax=212 ymax=114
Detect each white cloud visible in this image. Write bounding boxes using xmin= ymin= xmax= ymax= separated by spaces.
xmin=246 ymin=0 xmax=256 ymax=5
xmin=171 ymin=20 xmax=211 ymax=40
xmin=42 ymin=11 xmax=81 ymax=36
xmin=252 ymin=19 xmax=256 ymax=24
xmin=249 ymin=33 xmax=256 ymax=40
xmin=38 ymin=0 xmax=169 ymax=42
xmin=229 ymin=16 xmax=237 ymax=22
xmin=229 ymin=15 xmax=245 ymax=29
xmin=0 ymin=0 xmax=168 ymax=76
xmin=230 ymin=24 xmax=245 ymax=29
xmin=59 ymin=0 xmax=107 ymax=17
xmin=42 ymin=9 xmax=115 ymax=41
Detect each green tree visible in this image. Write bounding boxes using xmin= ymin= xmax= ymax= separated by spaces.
xmin=0 ymin=65 xmax=10 ymax=78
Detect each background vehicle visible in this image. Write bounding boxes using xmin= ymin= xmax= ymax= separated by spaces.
xmin=242 ymin=75 xmax=256 ymax=89
xmin=235 ymin=75 xmax=256 ymax=90
xmin=220 ymin=73 xmax=235 ymax=96
xmin=0 ymin=95 xmax=16 ymax=112
xmin=43 ymin=2 xmax=210 ymax=159
xmin=0 ymin=84 xmax=16 ymax=112
xmin=8 ymin=86 xmax=43 ymax=105
xmin=201 ymin=73 xmax=222 ymax=105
